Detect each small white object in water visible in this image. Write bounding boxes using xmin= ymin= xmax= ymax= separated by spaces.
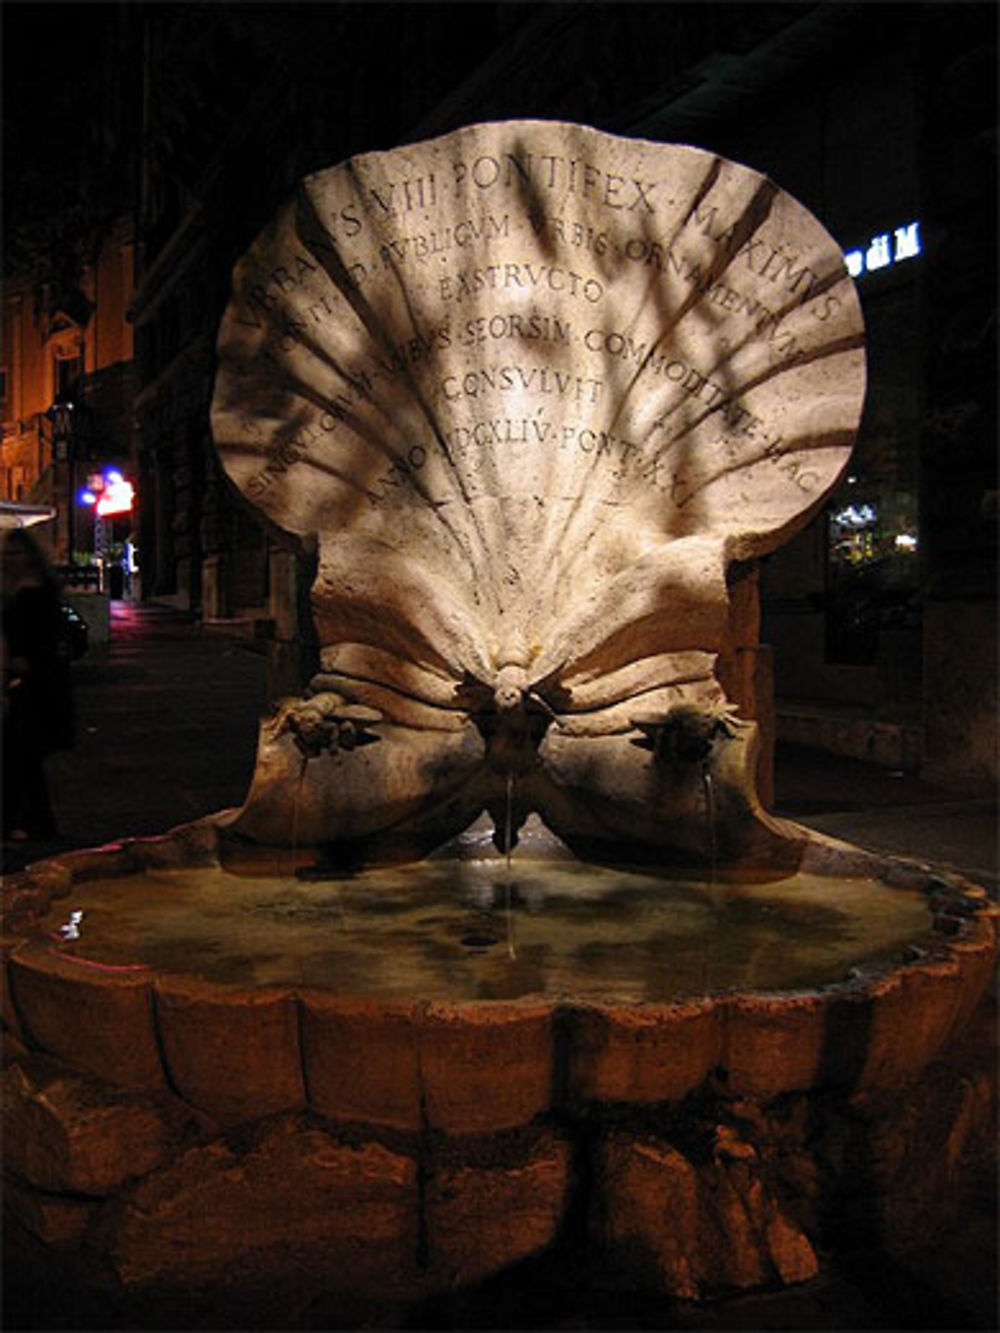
xmin=58 ymin=910 xmax=84 ymax=941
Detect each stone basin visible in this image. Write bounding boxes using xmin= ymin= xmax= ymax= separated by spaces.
xmin=2 ymin=814 xmax=996 ymax=1313
xmin=4 ymin=814 xmax=995 ymax=1123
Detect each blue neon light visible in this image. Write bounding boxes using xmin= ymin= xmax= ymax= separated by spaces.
xmin=845 ymin=221 xmax=921 ymax=279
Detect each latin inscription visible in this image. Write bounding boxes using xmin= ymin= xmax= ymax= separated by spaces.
xmin=242 ymin=323 xmax=808 ymax=503
xmin=456 ymin=313 xmax=570 ymax=347
xmin=228 ymin=137 xmax=856 ymax=514
xmin=439 ymin=261 xmax=604 ymax=305
xmin=345 ymin=213 xmax=511 ymax=285
xmin=351 ymin=152 xmax=659 ymax=225
xmin=433 ymin=412 xmax=818 ymax=507
xmin=441 ymin=366 xmax=602 ymax=406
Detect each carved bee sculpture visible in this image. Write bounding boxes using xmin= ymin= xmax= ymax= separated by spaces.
xmin=211 ymin=121 xmax=865 ymax=866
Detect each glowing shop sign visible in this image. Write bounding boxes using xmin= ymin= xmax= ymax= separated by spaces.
xmin=78 ymin=468 xmax=134 ymax=517
xmin=844 ymin=222 xmax=921 ymax=279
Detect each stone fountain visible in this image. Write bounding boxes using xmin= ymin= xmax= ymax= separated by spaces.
xmin=3 ymin=122 xmax=996 ymax=1321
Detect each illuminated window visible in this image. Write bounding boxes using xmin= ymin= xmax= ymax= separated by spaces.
xmin=55 ymin=352 xmax=83 ymax=398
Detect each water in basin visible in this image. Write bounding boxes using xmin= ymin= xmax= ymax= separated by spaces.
xmin=36 ymin=852 xmax=935 ymax=1003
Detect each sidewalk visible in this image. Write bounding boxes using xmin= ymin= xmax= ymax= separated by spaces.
xmin=3 ymin=600 xmax=269 ymax=875
xmin=2 ymin=599 xmax=996 ymax=888
xmin=773 ymin=742 xmax=998 ymax=892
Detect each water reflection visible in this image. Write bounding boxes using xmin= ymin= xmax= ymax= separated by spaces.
xmin=36 ymin=856 xmax=937 ymax=1003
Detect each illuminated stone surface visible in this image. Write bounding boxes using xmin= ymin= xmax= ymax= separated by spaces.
xmin=103 ymin=1117 xmax=420 ymax=1295
xmin=424 ymin=1127 xmax=571 ymax=1287
xmin=299 ymin=996 xmax=423 ymax=1130
xmin=596 ymin=1130 xmax=819 ymax=1297
xmin=210 ymin=119 xmax=866 ymax=858
xmin=1 ymin=1054 xmax=191 ymax=1195
xmin=0 ymin=822 xmax=996 ymax=1310
xmin=5 ymin=827 xmax=996 ymax=1118
xmin=154 ymin=977 xmax=305 ymax=1123
xmin=421 ymin=1001 xmax=555 ymax=1133
xmin=8 ymin=941 xmax=164 ymax=1090
xmin=568 ymin=999 xmax=721 ymax=1105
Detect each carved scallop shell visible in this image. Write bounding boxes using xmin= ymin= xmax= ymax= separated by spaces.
xmin=211 ymin=120 xmax=864 ymax=719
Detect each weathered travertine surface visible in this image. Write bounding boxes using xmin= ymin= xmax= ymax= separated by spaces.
xmin=211 ymin=121 xmax=865 ymax=855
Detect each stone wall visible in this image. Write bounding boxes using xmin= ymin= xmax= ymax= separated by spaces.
xmin=923 ymin=599 xmax=998 ymax=791
xmin=3 ymin=998 xmax=995 ymax=1322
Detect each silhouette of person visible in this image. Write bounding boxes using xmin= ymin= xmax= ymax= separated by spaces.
xmin=2 ymin=528 xmax=75 ymax=841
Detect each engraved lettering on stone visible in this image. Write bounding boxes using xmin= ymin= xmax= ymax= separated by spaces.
xmin=211 ymin=121 xmax=865 ymax=856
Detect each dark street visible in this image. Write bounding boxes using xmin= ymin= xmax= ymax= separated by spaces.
xmin=3 ymin=600 xmax=268 ymax=873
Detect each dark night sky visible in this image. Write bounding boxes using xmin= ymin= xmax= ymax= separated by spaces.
xmin=1 ymin=1 xmax=526 ymax=267
xmin=4 ymin=2 xmax=116 ymax=153
xmin=5 ymin=2 xmax=997 ymax=275
xmin=4 ymin=2 xmax=127 ymax=274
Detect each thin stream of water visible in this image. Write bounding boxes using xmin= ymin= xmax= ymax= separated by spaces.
xmin=700 ymin=763 xmax=717 ymax=990
xmin=702 ymin=764 xmax=718 ymax=883
xmin=291 ymin=756 xmax=308 ymax=861
xmin=504 ymin=771 xmax=517 ymax=959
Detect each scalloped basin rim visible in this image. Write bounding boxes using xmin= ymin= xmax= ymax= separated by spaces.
xmin=3 ymin=808 xmax=994 ymax=1003
xmin=5 ymin=811 xmax=978 ymax=1003
xmin=2 ymin=813 xmax=996 ymax=1131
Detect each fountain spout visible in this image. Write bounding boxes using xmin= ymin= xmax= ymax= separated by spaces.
xmin=467 ymin=666 xmax=558 ymax=853
xmin=630 ymin=702 xmax=740 ymax=769
xmin=270 ymin=692 xmax=383 ymax=760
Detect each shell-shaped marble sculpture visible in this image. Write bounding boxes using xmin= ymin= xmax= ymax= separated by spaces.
xmin=212 ymin=121 xmax=865 ymax=856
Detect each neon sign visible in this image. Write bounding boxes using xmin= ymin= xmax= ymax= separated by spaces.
xmin=844 ymin=222 xmax=921 ymax=279
xmin=78 ymin=468 xmax=134 ymax=517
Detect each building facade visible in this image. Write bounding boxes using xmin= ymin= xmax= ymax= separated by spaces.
xmin=1 ymin=215 xmax=136 ymax=581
